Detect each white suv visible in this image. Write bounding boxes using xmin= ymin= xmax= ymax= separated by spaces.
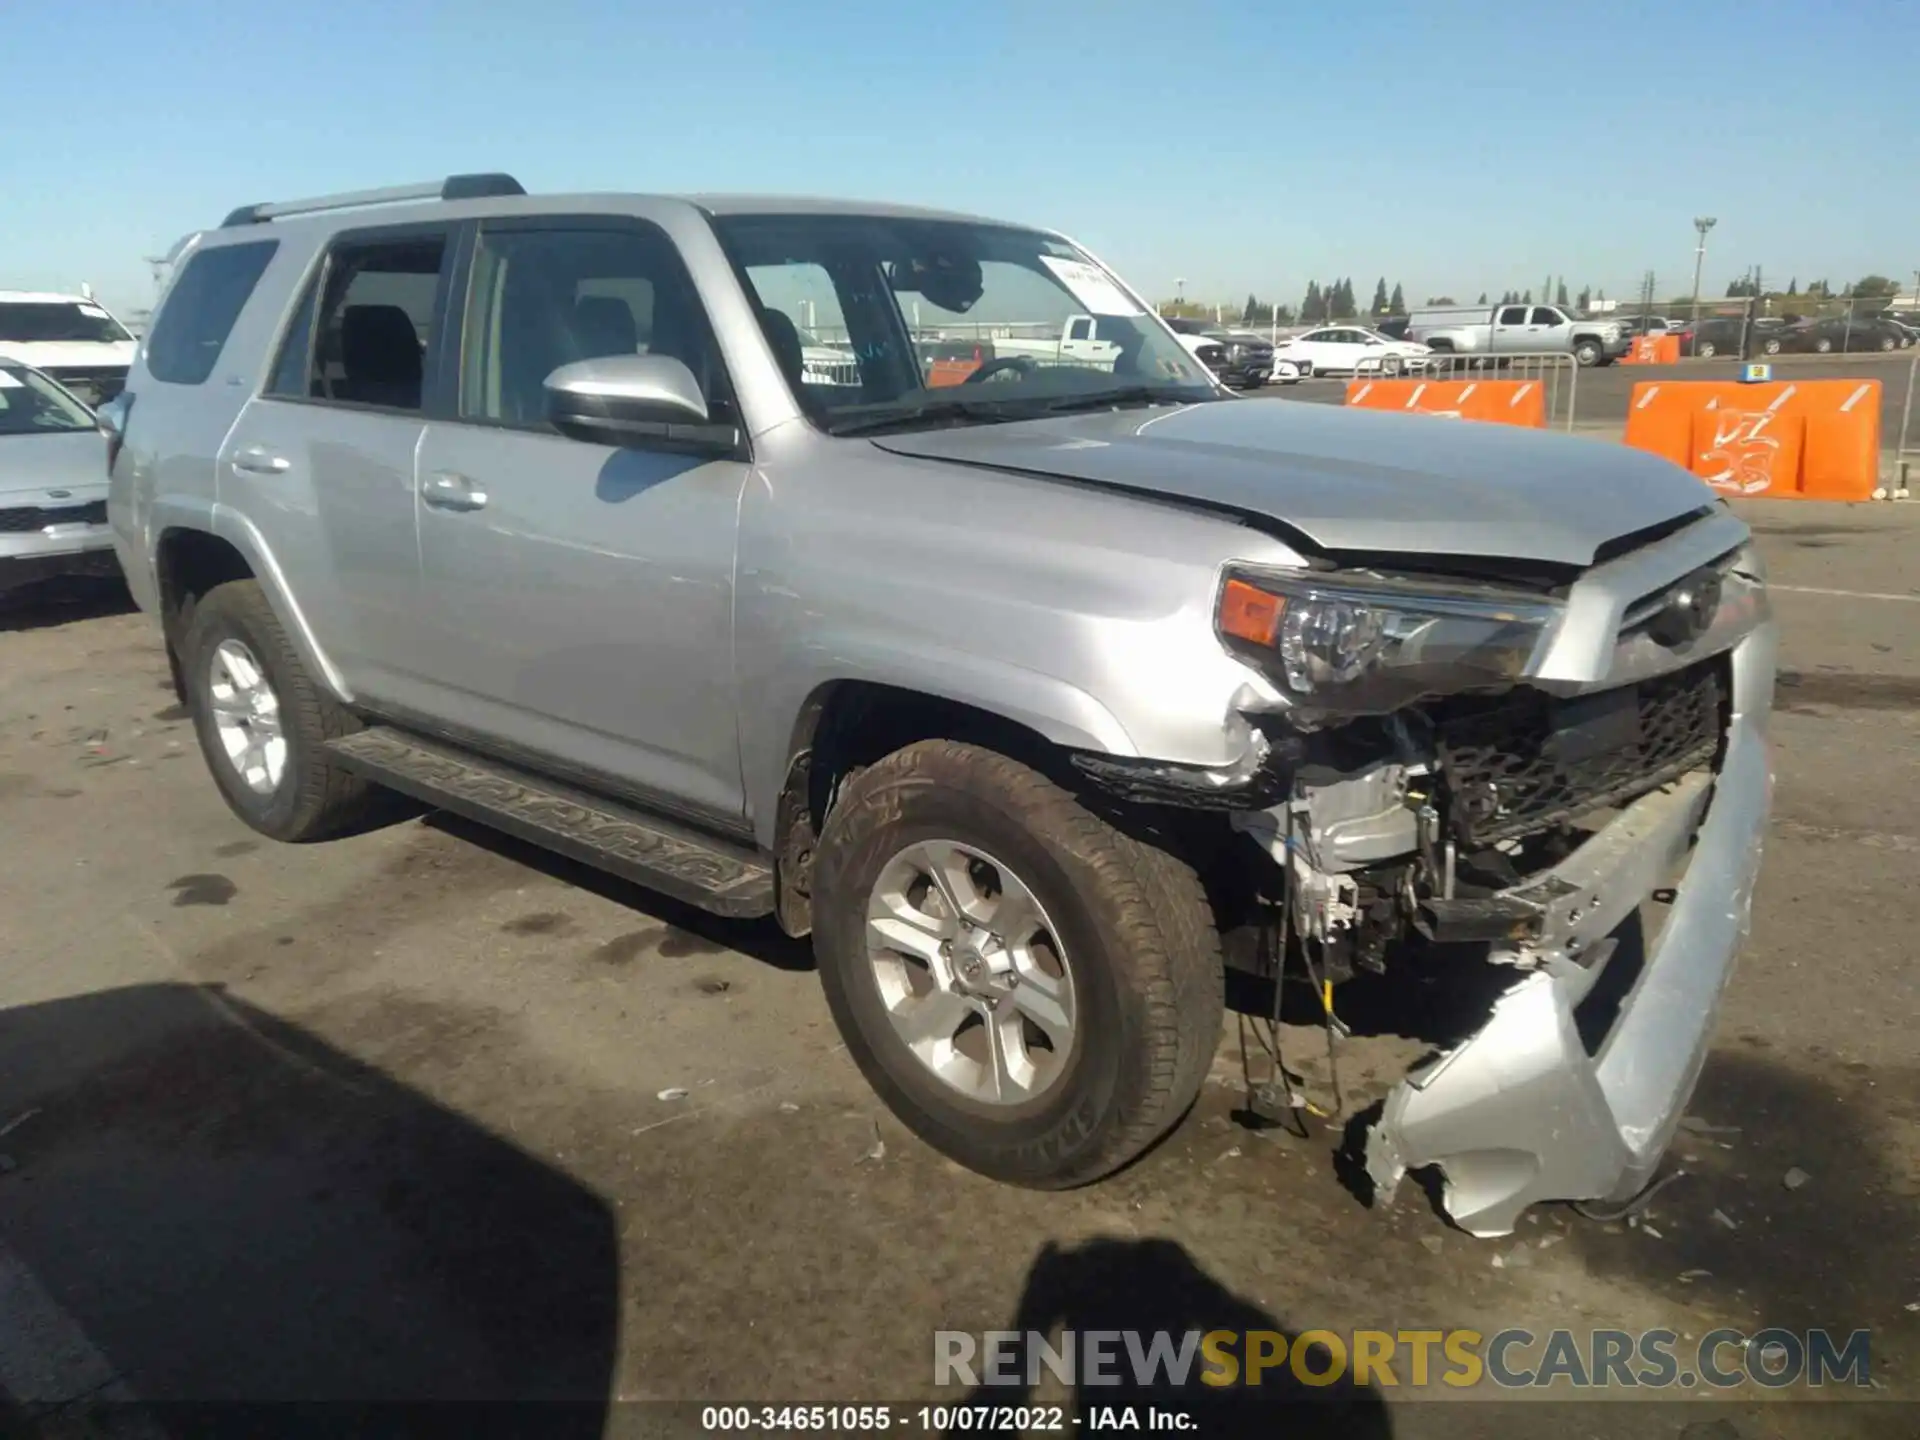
xmin=0 ymin=291 xmax=138 ymax=407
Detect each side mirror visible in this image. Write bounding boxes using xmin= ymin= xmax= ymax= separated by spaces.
xmin=543 ymin=354 xmax=737 ymax=452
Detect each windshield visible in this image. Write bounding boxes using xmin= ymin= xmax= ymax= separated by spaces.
xmin=711 ymin=214 xmax=1216 ymax=433
xmin=0 ymin=301 xmax=132 ymax=344
xmin=0 ymin=364 xmax=96 ymax=434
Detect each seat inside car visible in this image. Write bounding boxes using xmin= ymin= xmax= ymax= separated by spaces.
xmin=337 ymin=304 xmax=423 ymax=409
xmin=571 ymin=296 xmax=638 ymax=359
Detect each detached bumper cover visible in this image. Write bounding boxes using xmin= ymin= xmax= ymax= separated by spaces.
xmin=1364 ymin=625 xmax=1774 ymax=1236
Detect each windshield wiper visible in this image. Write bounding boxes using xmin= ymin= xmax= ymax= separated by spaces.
xmin=1031 ymin=386 xmax=1200 ymax=415
xmin=826 ymin=396 xmax=1041 ymax=437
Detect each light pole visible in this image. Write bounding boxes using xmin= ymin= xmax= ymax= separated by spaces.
xmin=1174 ymin=277 xmax=1186 ymax=314
xmin=1690 ymin=217 xmax=1716 ymax=323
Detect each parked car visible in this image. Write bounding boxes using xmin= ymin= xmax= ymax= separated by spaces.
xmin=1162 ymin=317 xmax=1274 ymax=388
xmin=1619 ymin=315 xmax=1673 ymax=337
xmin=0 ymin=291 xmax=140 ymax=408
xmin=1673 ymin=317 xmax=1753 ymax=359
xmin=109 ymin=172 xmax=1773 ymax=1238
xmin=0 ymin=360 xmax=119 ymax=592
xmin=1276 ymin=325 xmax=1432 ymax=376
xmin=1408 ymin=303 xmax=1628 ymax=367
xmin=1777 ymin=315 xmax=1909 ymax=354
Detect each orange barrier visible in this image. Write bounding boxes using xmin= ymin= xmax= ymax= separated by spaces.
xmin=927 ymin=358 xmax=982 ymax=387
xmin=1622 ymin=334 xmax=1681 ymax=364
xmin=1624 ymin=379 xmax=1881 ymax=500
xmin=1343 ymin=377 xmax=1546 ymax=429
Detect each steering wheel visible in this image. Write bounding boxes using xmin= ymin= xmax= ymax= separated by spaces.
xmin=963 ymin=356 xmax=1037 ymax=384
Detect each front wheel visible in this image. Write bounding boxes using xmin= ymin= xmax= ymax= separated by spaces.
xmin=1814 ymin=337 xmax=1834 ymax=354
xmin=1758 ymin=337 xmax=1782 ymax=356
xmin=1573 ymin=339 xmax=1602 ymax=367
xmin=811 ymin=740 xmax=1224 ymax=1188
xmin=1696 ymin=341 xmax=1718 ymax=359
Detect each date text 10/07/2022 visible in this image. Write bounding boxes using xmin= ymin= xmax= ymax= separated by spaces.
xmin=700 ymin=1405 xmax=1193 ymax=1432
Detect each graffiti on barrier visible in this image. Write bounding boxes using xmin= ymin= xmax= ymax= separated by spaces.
xmin=1696 ymin=410 xmax=1779 ymax=496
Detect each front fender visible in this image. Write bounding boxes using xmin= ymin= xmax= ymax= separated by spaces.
xmin=741 ymin=635 xmax=1138 ymax=850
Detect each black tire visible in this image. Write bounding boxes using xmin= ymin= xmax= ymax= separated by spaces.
xmin=812 ymin=740 xmax=1224 ymax=1188
xmin=1879 ymin=336 xmax=1897 ymax=352
xmin=1573 ymin=338 xmax=1602 ymax=367
xmin=181 ymin=579 xmax=381 ymax=842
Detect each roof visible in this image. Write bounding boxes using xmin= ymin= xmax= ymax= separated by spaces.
xmin=205 ymin=175 xmax=1035 ymax=239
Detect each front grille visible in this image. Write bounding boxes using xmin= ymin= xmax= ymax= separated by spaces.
xmin=1431 ymin=658 xmax=1725 ymax=846
xmin=0 ymin=500 xmax=108 ymax=533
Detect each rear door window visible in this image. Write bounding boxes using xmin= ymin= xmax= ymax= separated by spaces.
xmin=294 ymin=233 xmax=451 ymax=412
xmin=144 ymin=241 xmax=279 ymax=385
xmin=1497 ymin=306 xmax=1528 ymax=326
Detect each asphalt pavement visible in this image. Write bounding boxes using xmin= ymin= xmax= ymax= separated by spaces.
xmin=1 ymin=503 xmax=1917 ymax=1436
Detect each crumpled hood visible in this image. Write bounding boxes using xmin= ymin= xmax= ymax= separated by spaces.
xmin=871 ymin=399 xmax=1715 ymax=567
xmin=0 ymin=431 xmax=110 ymax=502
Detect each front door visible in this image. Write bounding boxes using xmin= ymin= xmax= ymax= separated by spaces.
xmin=410 ymin=217 xmax=750 ymax=826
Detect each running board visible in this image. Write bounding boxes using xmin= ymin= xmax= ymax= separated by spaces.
xmin=325 ymin=727 xmax=774 ymax=918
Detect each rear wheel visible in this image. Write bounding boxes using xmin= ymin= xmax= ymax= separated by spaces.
xmin=1814 ymin=337 xmax=1834 ymax=354
xmin=182 ymin=580 xmax=382 ymax=841
xmin=1696 ymin=341 xmax=1718 ymax=359
xmin=811 ymin=740 xmax=1224 ymax=1188
xmin=1573 ymin=338 xmax=1603 ymax=367
xmin=1758 ymin=337 xmax=1782 ymax=356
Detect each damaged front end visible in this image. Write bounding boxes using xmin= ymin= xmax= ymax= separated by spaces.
xmin=1080 ymin=508 xmax=1776 ymax=1236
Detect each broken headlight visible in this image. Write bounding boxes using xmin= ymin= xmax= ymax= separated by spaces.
xmin=1215 ymin=569 xmax=1561 ymax=715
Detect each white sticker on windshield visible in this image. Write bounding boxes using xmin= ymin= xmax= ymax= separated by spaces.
xmin=0 ymin=371 xmax=22 ymax=388
xmin=1039 ymin=256 xmax=1144 ymax=317
xmin=78 ymin=304 xmax=110 ymax=318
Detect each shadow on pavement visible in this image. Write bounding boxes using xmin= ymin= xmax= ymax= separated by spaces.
xmin=424 ymin=810 xmax=814 ymax=972
xmin=0 ymin=983 xmax=617 ymax=1435
xmin=952 ymin=1236 xmax=1390 ymax=1436
xmin=0 ymin=575 xmax=136 ymax=634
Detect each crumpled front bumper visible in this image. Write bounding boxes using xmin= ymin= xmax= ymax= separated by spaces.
xmin=1364 ymin=623 xmax=1776 ymax=1236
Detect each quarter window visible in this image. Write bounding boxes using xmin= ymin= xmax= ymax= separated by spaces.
xmin=144 ymin=241 xmax=278 ymax=385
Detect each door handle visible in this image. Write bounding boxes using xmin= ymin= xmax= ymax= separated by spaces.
xmin=230 ymin=446 xmax=290 ymax=476
xmin=420 ymin=470 xmax=489 ymax=512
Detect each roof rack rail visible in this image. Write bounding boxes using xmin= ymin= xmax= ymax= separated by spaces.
xmin=219 ymin=173 xmax=526 ymax=229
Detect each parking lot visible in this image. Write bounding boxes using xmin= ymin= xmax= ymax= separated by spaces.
xmin=1 ymin=500 xmax=1916 ymax=1436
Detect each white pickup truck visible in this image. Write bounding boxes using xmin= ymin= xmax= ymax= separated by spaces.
xmin=1407 ymin=303 xmax=1628 ymax=367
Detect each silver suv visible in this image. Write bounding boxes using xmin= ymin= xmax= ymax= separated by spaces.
xmin=108 ymin=174 xmax=1774 ymax=1236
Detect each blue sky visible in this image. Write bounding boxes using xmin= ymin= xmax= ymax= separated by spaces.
xmin=6 ymin=0 xmax=1916 ymax=317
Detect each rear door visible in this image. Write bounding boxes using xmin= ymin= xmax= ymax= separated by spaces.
xmin=1492 ymin=305 xmax=1531 ymax=353
xmin=217 ymin=222 xmax=461 ymax=703
xmin=409 ymin=215 xmax=751 ymax=825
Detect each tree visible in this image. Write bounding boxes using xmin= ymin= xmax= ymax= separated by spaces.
xmin=1522 ymin=289 xmax=1533 ymax=304
xmin=1477 ymin=292 xmax=1488 ymax=305
xmin=1850 ymin=275 xmax=1900 ymax=299
xmin=1272 ymin=303 xmax=1295 ymax=326
xmin=1556 ymin=280 xmax=1570 ymax=307
xmin=1242 ymin=293 xmax=1258 ymax=324
xmin=1301 ymin=280 xmax=1324 ymax=325
xmin=1425 ymin=294 xmax=1456 ymax=305
xmin=1370 ymin=277 xmax=1390 ymax=314
xmin=1576 ymin=285 xmax=1592 ymax=311
xmin=1388 ymin=282 xmax=1405 ymax=313
xmin=1787 ymin=277 xmax=1798 ymax=296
